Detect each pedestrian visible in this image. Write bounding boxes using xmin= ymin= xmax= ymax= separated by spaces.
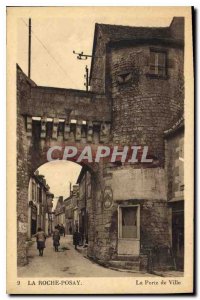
xmin=73 ymin=227 xmax=80 ymax=250
xmin=63 ymin=225 xmax=65 ymax=237
xmin=60 ymin=224 xmax=65 ymax=237
xmin=57 ymin=224 xmax=61 ymax=233
xmin=34 ymin=227 xmax=46 ymax=256
xmin=69 ymin=225 xmax=72 ymax=235
xmin=53 ymin=226 xmax=60 ymax=252
xmin=79 ymin=227 xmax=84 ymax=246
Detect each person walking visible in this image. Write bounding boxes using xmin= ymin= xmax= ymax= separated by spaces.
xmin=73 ymin=227 xmax=80 ymax=250
xmin=69 ymin=225 xmax=72 ymax=235
xmin=57 ymin=224 xmax=61 ymax=233
xmin=34 ymin=227 xmax=46 ymax=256
xmin=53 ymin=226 xmax=60 ymax=252
xmin=79 ymin=226 xmax=84 ymax=246
xmin=60 ymin=224 xmax=65 ymax=237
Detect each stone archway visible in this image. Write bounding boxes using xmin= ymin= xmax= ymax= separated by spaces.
xmin=17 ymin=65 xmax=110 ymax=266
xmin=18 ymin=144 xmax=102 ymax=266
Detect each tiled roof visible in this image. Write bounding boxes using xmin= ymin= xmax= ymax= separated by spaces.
xmin=97 ymin=23 xmax=171 ymax=41
xmin=90 ymin=17 xmax=184 ymax=82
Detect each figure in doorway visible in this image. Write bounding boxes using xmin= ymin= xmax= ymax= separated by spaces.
xmin=34 ymin=227 xmax=46 ymax=256
xmin=69 ymin=225 xmax=72 ymax=235
xmin=57 ymin=224 xmax=61 ymax=233
xmin=53 ymin=226 xmax=60 ymax=252
xmin=60 ymin=224 xmax=65 ymax=237
xmin=79 ymin=226 xmax=84 ymax=246
xmin=73 ymin=227 xmax=81 ymax=250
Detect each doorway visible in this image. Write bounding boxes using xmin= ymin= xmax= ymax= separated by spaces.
xmin=31 ymin=205 xmax=37 ymax=235
xmin=118 ymin=205 xmax=140 ymax=255
xmin=172 ymin=209 xmax=184 ymax=270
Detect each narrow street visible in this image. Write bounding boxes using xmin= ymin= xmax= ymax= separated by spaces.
xmin=18 ymin=235 xmax=154 ymax=277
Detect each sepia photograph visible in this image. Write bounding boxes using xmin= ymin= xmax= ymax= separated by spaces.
xmin=6 ymin=6 xmax=194 ymax=294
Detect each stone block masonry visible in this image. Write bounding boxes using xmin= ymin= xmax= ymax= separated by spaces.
xmin=109 ymin=45 xmax=184 ymax=165
xmin=17 ymin=65 xmax=36 ymax=265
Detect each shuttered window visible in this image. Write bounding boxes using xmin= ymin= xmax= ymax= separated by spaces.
xmin=149 ymin=50 xmax=167 ymax=76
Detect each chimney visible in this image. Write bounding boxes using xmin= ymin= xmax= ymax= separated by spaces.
xmin=170 ymin=17 xmax=184 ymax=40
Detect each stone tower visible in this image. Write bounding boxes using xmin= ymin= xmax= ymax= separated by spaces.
xmin=90 ymin=17 xmax=184 ymax=164
xmin=87 ymin=17 xmax=184 ymax=268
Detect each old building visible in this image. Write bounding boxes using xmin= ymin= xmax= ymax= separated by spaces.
xmin=64 ymin=195 xmax=74 ymax=234
xmin=72 ymin=185 xmax=80 ymax=232
xmin=64 ymin=185 xmax=80 ymax=234
xmin=85 ymin=17 xmax=184 ymax=271
xmin=77 ymin=169 xmax=92 ymax=244
xmin=165 ymin=116 xmax=184 ymax=270
xmin=54 ymin=196 xmax=65 ymax=226
xmin=27 ymin=171 xmax=54 ymax=238
xmin=17 ymin=17 xmax=184 ymax=270
xmin=46 ymin=191 xmax=54 ymax=235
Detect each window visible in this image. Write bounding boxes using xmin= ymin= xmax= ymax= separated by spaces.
xmin=32 ymin=182 xmax=35 ymax=201
xmin=149 ymin=50 xmax=167 ymax=77
xmin=87 ymin=184 xmax=91 ymax=198
xmin=119 ymin=206 xmax=139 ymax=239
xmin=39 ymin=188 xmax=42 ymax=203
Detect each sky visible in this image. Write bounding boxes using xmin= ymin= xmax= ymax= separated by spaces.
xmin=37 ymin=161 xmax=82 ymax=209
xmin=15 ymin=7 xmax=185 ymax=209
xmin=16 ymin=7 xmax=177 ymax=90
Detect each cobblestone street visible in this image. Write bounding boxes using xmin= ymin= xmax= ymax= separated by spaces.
xmin=18 ymin=235 xmax=155 ymax=277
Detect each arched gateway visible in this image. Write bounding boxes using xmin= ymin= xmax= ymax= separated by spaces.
xmin=17 ymin=65 xmax=110 ymax=265
xmin=17 ymin=17 xmax=184 ymax=271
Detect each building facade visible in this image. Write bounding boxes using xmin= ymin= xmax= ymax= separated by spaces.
xmin=81 ymin=17 xmax=184 ymax=271
xmin=64 ymin=195 xmax=74 ymax=234
xmin=165 ymin=117 xmax=184 ymax=270
xmin=77 ymin=170 xmax=92 ymax=245
xmin=27 ymin=171 xmax=54 ymax=238
xmin=64 ymin=185 xmax=80 ymax=234
xmin=54 ymin=196 xmax=65 ymax=227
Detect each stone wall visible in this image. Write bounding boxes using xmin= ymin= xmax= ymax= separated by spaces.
xmin=91 ymin=202 xmax=118 ymax=261
xmin=109 ymin=44 xmax=184 ymax=165
xmin=86 ymin=19 xmax=184 ymax=266
xmin=86 ymin=164 xmax=170 ymax=262
xmin=165 ymin=129 xmax=184 ymax=201
xmin=85 ymin=172 xmax=95 ymax=248
xmin=90 ymin=26 xmax=108 ymax=94
xmin=78 ymin=170 xmax=98 ymax=256
xmin=23 ymin=86 xmax=110 ymax=122
xmin=88 ymin=195 xmax=171 ymax=264
xmin=107 ymin=166 xmax=167 ymax=201
xmin=17 ymin=65 xmax=36 ymax=265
